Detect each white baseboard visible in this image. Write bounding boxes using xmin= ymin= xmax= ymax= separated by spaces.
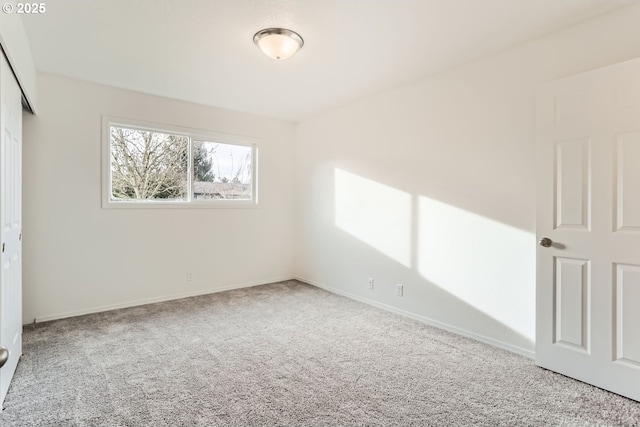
xmin=297 ymin=276 xmax=535 ymax=360
xmin=33 ymin=276 xmax=296 ymax=324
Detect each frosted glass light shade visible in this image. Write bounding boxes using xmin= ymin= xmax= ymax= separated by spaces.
xmin=253 ymin=28 xmax=304 ymax=60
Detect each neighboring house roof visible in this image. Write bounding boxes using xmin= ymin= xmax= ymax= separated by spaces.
xmin=193 ymin=181 xmax=250 ymax=196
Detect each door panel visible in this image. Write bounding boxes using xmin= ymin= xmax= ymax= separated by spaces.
xmin=616 ymin=132 xmax=640 ymax=231
xmin=614 ymin=264 xmax=640 ymax=365
xmin=555 ymin=138 xmax=591 ymax=230
xmin=0 ymin=53 xmax=23 ymax=405
xmin=554 ymin=257 xmax=589 ymax=351
xmin=536 ymin=57 xmax=640 ymax=402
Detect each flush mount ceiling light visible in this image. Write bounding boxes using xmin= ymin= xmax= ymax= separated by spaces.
xmin=253 ymin=28 xmax=304 ymax=60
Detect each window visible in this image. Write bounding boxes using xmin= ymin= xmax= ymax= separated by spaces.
xmin=103 ymin=117 xmax=257 ymax=207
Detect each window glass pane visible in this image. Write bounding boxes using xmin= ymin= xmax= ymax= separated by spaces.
xmin=193 ymin=140 xmax=252 ymax=200
xmin=110 ymin=126 xmax=188 ymax=201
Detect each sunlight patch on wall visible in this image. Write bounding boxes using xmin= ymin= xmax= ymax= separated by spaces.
xmin=334 ymin=169 xmax=411 ymax=267
xmin=417 ymin=196 xmax=535 ymax=341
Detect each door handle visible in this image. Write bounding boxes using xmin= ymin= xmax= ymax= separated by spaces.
xmin=0 ymin=345 xmax=8 ymax=368
xmin=539 ymin=237 xmax=553 ymax=248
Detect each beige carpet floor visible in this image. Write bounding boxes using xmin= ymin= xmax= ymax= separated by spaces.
xmin=1 ymin=280 xmax=639 ymax=426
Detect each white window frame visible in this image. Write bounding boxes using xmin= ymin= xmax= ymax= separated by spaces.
xmin=102 ymin=116 xmax=259 ymax=209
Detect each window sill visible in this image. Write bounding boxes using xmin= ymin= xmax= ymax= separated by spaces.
xmin=102 ymin=200 xmax=259 ymax=209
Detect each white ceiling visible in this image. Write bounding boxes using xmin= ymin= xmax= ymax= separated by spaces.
xmin=21 ymin=0 xmax=637 ymax=122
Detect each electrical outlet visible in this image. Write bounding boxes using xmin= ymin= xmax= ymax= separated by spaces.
xmin=187 ymin=272 xmax=193 ymax=282
xmin=367 ymin=277 xmax=374 ymax=290
xmin=395 ymin=283 xmax=403 ymax=297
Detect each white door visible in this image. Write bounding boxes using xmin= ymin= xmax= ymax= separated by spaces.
xmin=0 ymin=54 xmax=23 ymax=405
xmin=536 ymin=57 xmax=640 ymax=401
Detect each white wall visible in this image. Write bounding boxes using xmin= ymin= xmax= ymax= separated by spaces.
xmin=294 ymin=4 xmax=640 ymax=356
xmin=22 ymin=74 xmax=296 ymax=323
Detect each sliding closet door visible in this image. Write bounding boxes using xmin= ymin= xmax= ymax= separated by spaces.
xmin=0 ymin=52 xmax=23 ymax=406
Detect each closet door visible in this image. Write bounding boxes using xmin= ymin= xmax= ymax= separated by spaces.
xmin=0 ymin=52 xmax=23 ymax=405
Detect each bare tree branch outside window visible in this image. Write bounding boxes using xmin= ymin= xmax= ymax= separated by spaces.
xmin=110 ymin=127 xmax=189 ymax=200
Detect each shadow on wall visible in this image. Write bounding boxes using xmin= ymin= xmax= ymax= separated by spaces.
xmin=333 ymin=168 xmax=535 ymax=349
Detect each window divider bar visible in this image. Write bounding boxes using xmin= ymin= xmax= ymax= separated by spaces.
xmin=187 ymin=136 xmax=193 ymax=203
